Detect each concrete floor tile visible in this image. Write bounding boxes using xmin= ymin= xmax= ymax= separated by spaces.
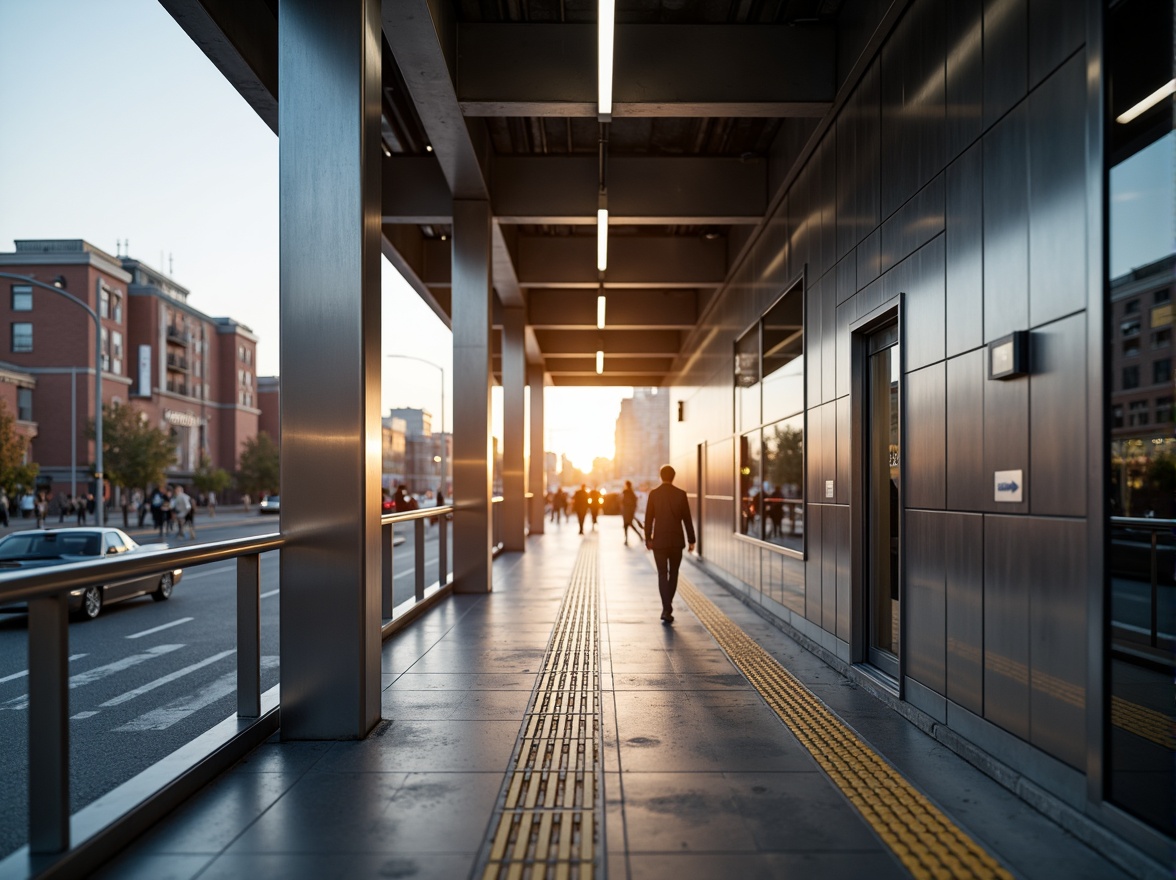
xmin=310 ymin=719 xmax=521 ymax=773
xmin=91 ymin=853 xmax=213 ymax=880
xmin=387 ymin=672 xmax=537 ymax=691
xmin=231 ymin=741 xmax=333 ymax=774
xmin=197 ymin=852 xmax=477 ymax=880
xmin=382 ymin=688 xmax=530 ymax=721
xmin=628 ymin=852 xmax=908 ymax=880
xmin=619 ymin=772 xmax=758 ymax=853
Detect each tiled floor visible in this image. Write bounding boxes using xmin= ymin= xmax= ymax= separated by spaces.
xmin=94 ymin=521 xmax=1135 ymax=879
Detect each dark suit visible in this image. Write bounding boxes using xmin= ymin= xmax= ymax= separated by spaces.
xmin=644 ymin=481 xmax=696 ymax=617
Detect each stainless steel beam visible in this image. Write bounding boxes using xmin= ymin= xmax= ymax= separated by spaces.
xmin=28 ymin=594 xmax=69 ymax=853
xmin=278 ymin=0 xmax=383 ymax=739
xmin=382 ymin=155 xmax=452 ymax=224
xmin=528 ymin=289 xmax=699 ymax=329
xmin=457 ymin=24 xmax=835 ymax=117
xmin=236 ymin=554 xmax=261 ymax=718
xmin=501 ymin=308 xmax=526 ymax=551
xmin=527 ymin=363 xmax=545 ymax=535
xmin=451 ymin=200 xmax=494 ymax=593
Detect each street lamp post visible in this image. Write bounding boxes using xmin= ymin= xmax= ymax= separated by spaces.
xmin=0 ymin=273 xmax=104 ymax=526
xmin=386 ymin=354 xmax=446 ymax=498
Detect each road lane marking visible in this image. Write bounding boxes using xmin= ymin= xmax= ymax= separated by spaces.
xmin=178 ymin=565 xmax=234 ymax=582
xmin=0 ymin=654 xmax=87 ymax=685
xmin=99 ymin=649 xmax=237 ymax=708
xmin=115 ymin=655 xmax=279 ymax=731
xmin=126 ymin=617 xmax=194 ymax=639
xmin=71 ymin=711 xmax=99 ymax=720
xmin=0 ymin=645 xmax=184 ymax=711
xmin=260 ymin=589 xmax=280 ymax=599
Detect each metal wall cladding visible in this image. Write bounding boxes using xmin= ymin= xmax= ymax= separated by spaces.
xmin=822 ymin=401 xmax=837 ymax=496
xmin=1027 ymin=517 xmax=1086 ymax=769
xmin=983 ymin=102 xmax=1030 ymax=342
xmin=887 ymin=234 xmax=946 ymax=372
xmin=807 ymin=277 xmax=826 ymax=407
xmin=945 ymin=512 xmax=984 ymax=715
xmin=906 ymin=510 xmax=948 ymax=694
xmin=982 ymin=0 xmax=1029 ymax=128
xmin=880 ymin=174 xmax=946 ymax=277
xmin=945 ymin=0 xmax=984 ymax=160
xmin=945 ymin=143 xmax=984 ymax=357
xmin=1028 ymin=53 xmax=1087 ymax=328
xmin=946 ymin=349 xmax=988 ymax=511
xmin=905 ymin=362 xmax=947 ymax=511
xmin=836 ymin=303 xmax=853 ymax=400
xmin=836 ymin=59 xmax=881 ymax=260
xmin=1028 ymin=0 xmax=1085 ymax=88
xmin=822 ymin=505 xmax=838 ymax=630
xmin=806 ymin=502 xmax=823 ymax=624
xmin=983 ymin=363 xmax=1030 ymax=515
xmin=1029 ymin=314 xmax=1087 ymax=517
xmin=822 ymin=277 xmax=838 ymax=404
xmin=983 ymin=515 xmax=1031 ymax=739
xmin=880 ymin=0 xmax=947 ymax=218
xmin=835 ymin=396 xmax=850 ymax=505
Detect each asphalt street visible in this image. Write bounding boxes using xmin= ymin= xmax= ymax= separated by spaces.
xmin=0 ymin=509 xmax=450 ymax=858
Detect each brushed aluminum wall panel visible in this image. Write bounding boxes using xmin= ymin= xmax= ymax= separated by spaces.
xmin=982 ymin=102 xmax=1029 ymax=342
xmin=836 ymin=252 xmax=856 ymax=305
xmin=983 ymin=360 xmax=1029 ymax=514
xmin=982 ymin=0 xmax=1028 ymax=128
xmin=1028 ymin=516 xmax=1086 ymax=769
xmin=822 ymin=399 xmax=837 ymax=496
xmin=836 ymin=59 xmax=881 ymax=258
xmin=1029 ymin=314 xmax=1086 ymax=517
xmin=806 ymin=399 xmax=824 ymax=502
xmin=857 ymin=228 xmax=883 ymax=291
xmin=906 ymin=362 xmax=946 ymax=510
xmin=781 ymin=548 xmax=806 ymax=616
xmin=806 ymin=502 xmax=823 ymax=624
xmin=822 ymin=503 xmax=838 ymax=630
xmin=886 ymin=235 xmax=946 ymax=372
xmin=945 ymin=512 xmax=984 ymax=714
xmin=835 ymin=504 xmax=851 ymax=640
xmin=836 ymin=301 xmax=852 ymax=399
xmin=1028 ymin=0 xmax=1084 ymax=88
xmin=984 ymin=514 xmax=1030 ymax=740
xmin=946 ymin=142 xmax=984 ymax=357
xmin=945 ymin=0 xmax=984 ymax=160
xmin=856 ymin=275 xmax=886 ymax=321
xmin=1028 ymin=54 xmax=1086 ymax=328
xmin=880 ymin=174 xmax=946 ymax=275
xmin=822 ymin=275 xmax=837 ymax=403
xmin=761 ymin=212 xmax=790 ymax=291
xmin=790 ymin=166 xmax=814 ymax=283
xmin=880 ymin=0 xmax=947 ymax=218
xmin=946 ymin=349 xmax=987 ymax=510
xmin=835 ymin=395 xmax=850 ymax=505
xmin=816 ymin=131 xmax=838 ymax=282
xmin=806 ymin=278 xmax=824 ymax=407
xmin=907 ymin=509 xmax=947 ymax=694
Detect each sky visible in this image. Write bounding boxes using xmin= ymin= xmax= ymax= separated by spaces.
xmin=0 ymin=0 xmax=632 ymax=472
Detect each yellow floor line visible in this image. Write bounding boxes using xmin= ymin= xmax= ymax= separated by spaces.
xmin=678 ymin=577 xmax=1014 ymax=880
xmin=482 ymin=538 xmax=600 ymax=880
xmin=1111 ymin=695 xmax=1176 ymax=751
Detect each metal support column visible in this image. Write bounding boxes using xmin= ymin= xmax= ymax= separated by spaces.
xmin=452 ymin=200 xmax=494 ymax=593
xmin=237 ymin=555 xmax=261 ymax=718
xmin=501 ymin=307 xmax=526 ymax=550
xmin=527 ymin=363 xmax=546 ymax=535
xmin=278 ymin=0 xmax=383 ymax=738
xmin=28 ymin=594 xmax=69 ymax=853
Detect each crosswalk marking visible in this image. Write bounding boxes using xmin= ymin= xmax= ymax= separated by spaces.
xmin=115 ymin=655 xmax=279 ymax=732
xmin=0 ymin=645 xmax=184 ymax=711
xmin=260 ymin=589 xmax=280 ymax=599
xmin=126 ymin=617 xmax=194 ymax=639
xmin=99 ymin=649 xmax=237 ymax=708
xmin=0 ymin=654 xmax=87 ymax=685
xmin=71 ymin=711 xmax=99 ymax=720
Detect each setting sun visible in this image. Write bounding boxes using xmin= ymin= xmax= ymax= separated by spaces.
xmin=544 ymin=387 xmax=633 ymax=476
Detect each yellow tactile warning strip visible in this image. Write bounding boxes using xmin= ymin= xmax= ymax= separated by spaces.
xmin=1112 ymin=695 xmax=1176 ymax=751
xmin=677 ymin=577 xmax=1014 ymax=880
xmin=480 ymin=537 xmax=601 ymax=880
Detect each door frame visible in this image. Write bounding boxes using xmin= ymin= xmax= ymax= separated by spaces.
xmin=849 ymin=296 xmax=904 ymax=690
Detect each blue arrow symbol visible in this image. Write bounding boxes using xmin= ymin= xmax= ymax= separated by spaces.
xmin=997 ymin=481 xmax=1019 ymax=492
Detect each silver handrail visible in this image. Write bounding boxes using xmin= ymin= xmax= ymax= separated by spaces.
xmin=1109 ymin=516 xmax=1175 ymax=653
xmin=380 ymin=504 xmax=453 ymax=617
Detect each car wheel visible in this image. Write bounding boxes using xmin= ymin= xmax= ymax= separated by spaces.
xmin=153 ymin=572 xmax=174 ymax=602
xmin=78 ymin=586 xmax=103 ymax=620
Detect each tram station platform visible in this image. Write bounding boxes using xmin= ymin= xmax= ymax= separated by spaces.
xmin=95 ymin=523 xmax=1134 ymax=880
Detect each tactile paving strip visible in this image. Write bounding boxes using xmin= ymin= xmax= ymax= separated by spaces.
xmin=678 ymin=577 xmax=1014 ymax=880
xmin=479 ymin=538 xmax=601 ymax=880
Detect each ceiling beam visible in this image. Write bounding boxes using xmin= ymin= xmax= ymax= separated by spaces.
xmin=492 ymin=157 xmax=765 ymax=225
xmin=528 ymin=289 xmax=698 ymax=329
xmin=457 ymin=24 xmax=834 ymax=118
xmin=532 ymin=329 xmax=683 ymax=356
xmin=548 ymin=375 xmax=666 ymax=387
xmin=382 ymin=154 xmax=452 ymax=224
xmin=545 ymin=356 xmax=676 ymax=373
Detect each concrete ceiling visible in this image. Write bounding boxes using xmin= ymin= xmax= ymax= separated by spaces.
xmin=159 ymin=0 xmax=876 ymax=387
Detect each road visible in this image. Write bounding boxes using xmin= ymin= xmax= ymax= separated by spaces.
xmin=0 ymin=510 xmax=450 ymax=858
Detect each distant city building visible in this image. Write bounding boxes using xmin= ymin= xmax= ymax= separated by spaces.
xmin=545 ymin=451 xmax=558 ymax=493
xmin=387 ymin=406 xmax=450 ymax=495
xmin=381 ymin=415 xmax=407 ymax=489
xmin=613 ymin=387 xmax=669 ymax=487
xmin=0 ymin=239 xmax=260 ymax=491
xmin=257 ymin=375 xmax=280 ymax=444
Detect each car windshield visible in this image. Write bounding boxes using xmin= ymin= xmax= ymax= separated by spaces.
xmin=0 ymin=532 xmax=102 ymax=559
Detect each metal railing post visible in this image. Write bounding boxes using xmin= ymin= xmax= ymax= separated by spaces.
xmin=382 ymin=522 xmax=395 ymax=618
xmin=414 ymin=518 xmax=426 ymax=601
xmin=28 ymin=594 xmax=70 ymax=853
xmin=237 ymin=554 xmax=261 ymax=718
xmin=438 ymin=515 xmax=448 ymax=587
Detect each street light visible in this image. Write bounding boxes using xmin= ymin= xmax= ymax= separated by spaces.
xmin=386 ymin=354 xmax=447 ymax=498
xmin=0 ymin=272 xmax=105 ymax=526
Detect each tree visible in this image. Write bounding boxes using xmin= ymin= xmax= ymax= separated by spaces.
xmin=90 ymin=403 xmax=175 ymax=492
xmin=237 ymin=431 xmax=280 ymax=497
xmin=0 ymin=399 xmax=38 ymax=494
xmin=192 ymin=452 xmax=232 ymax=497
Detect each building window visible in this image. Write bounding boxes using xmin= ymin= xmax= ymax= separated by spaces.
xmin=101 ymin=327 xmax=110 ymax=371
xmin=1127 ymin=400 xmax=1149 ymax=427
xmin=1112 ymin=404 xmax=1124 ymax=429
xmin=1123 ymin=339 xmax=1140 ymax=357
xmin=1154 ymin=358 xmax=1172 ymax=385
xmin=1121 ymin=318 xmax=1141 ymax=337
xmin=735 ymin=283 xmax=804 ymax=555
xmin=111 ymin=294 xmax=122 ymax=323
xmin=11 ymin=322 xmax=32 ymax=353
xmin=16 ymin=387 xmax=32 ymax=422
xmin=1125 ymin=299 xmax=1140 ymax=314
xmin=11 ymin=285 xmax=32 ymax=311
xmin=99 ymin=287 xmax=109 ymax=319
xmin=1157 ymin=396 xmax=1173 ymax=425
xmin=1156 ymin=288 xmax=1171 ymax=305
xmin=1155 ymin=328 xmax=1172 ymax=349
xmin=1122 ymin=365 xmax=1140 ymax=390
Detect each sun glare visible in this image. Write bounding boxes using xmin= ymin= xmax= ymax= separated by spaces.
xmin=544 ymin=387 xmax=632 ymax=476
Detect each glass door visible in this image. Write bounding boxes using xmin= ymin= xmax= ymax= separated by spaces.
xmin=867 ymin=326 xmax=901 ymax=679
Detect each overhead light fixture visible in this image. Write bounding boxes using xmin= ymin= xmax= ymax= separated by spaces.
xmin=381 ymin=144 xmax=392 ymax=157
xmin=597 ymin=208 xmax=608 ymax=272
xmin=597 ymin=292 xmax=606 ymax=329
xmin=1116 ymin=79 xmax=1176 ymax=124
xmin=425 ymin=144 xmax=434 ymax=152
xmin=598 ymin=0 xmax=615 ymax=121
xmin=596 ymin=350 xmax=604 ymax=374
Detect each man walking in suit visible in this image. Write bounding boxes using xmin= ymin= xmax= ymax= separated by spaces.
xmin=644 ymin=465 xmax=696 ymax=624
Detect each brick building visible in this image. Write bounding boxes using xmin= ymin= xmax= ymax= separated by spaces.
xmin=0 ymin=239 xmax=260 ymax=493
